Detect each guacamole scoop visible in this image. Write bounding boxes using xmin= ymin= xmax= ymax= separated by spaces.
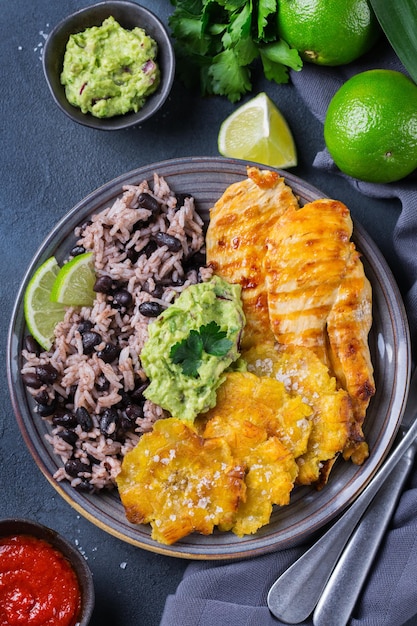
xmin=141 ymin=276 xmax=245 ymax=423
xmin=61 ymin=16 xmax=160 ymax=118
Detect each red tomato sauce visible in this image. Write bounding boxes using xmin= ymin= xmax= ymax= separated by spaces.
xmin=0 ymin=534 xmax=81 ymax=626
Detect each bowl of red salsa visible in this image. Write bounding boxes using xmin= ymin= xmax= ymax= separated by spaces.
xmin=0 ymin=518 xmax=94 ymax=626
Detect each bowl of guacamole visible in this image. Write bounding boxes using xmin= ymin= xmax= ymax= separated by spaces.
xmin=43 ymin=1 xmax=175 ymax=130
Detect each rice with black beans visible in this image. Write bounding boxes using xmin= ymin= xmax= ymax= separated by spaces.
xmin=21 ymin=174 xmax=212 ymax=492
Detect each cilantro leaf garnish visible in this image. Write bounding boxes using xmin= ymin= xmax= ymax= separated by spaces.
xmin=200 ymin=321 xmax=233 ymax=356
xmin=170 ymin=322 xmax=233 ymax=377
xmin=170 ymin=330 xmax=203 ymax=377
xmin=169 ymin=0 xmax=303 ymax=102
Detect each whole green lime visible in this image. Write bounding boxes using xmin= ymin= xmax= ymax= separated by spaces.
xmin=277 ymin=0 xmax=380 ymax=66
xmin=324 ymin=69 xmax=417 ymax=183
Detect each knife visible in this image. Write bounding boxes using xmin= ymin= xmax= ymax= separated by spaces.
xmin=267 ymin=367 xmax=416 ymax=624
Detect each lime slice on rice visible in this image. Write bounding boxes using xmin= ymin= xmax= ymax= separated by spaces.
xmin=24 ymin=256 xmax=67 ymax=351
xmin=218 ymin=92 xmax=297 ymax=169
xmin=50 ymin=252 xmax=96 ymax=307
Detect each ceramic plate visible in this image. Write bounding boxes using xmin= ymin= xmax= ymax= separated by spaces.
xmin=7 ymin=157 xmax=411 ymax=559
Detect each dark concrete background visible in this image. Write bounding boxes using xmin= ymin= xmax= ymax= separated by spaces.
xmin=1 ymin=2 xmax=415 ymax=624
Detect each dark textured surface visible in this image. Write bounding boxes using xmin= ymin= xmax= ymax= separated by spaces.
xmin=1 ymin=1 xmax=416 ymax=625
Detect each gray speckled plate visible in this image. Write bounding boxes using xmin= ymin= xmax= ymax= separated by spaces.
xmin=7 ymin=157 xmax=411 ymax=560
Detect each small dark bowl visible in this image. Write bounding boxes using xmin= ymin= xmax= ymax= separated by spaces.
xmin=0 ymin=518 xmax=95 ymax=625
xmin=43 ymin=1 xmax=175 ymax=130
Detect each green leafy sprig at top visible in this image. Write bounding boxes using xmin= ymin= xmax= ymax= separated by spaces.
xmin=169 ymin=0 xmax=303 ymax=102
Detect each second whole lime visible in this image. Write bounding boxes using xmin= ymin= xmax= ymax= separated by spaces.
xmin=324 ymin=69 xmax=417 ymax=184
xmin=276 ymin=0 xmax=380 ymax=66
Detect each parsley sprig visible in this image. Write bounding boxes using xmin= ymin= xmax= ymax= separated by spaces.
xmin=170 ymin=321 xmax=233 ymax=377
xmin=169 ymin=0 xmax=303 ymax=102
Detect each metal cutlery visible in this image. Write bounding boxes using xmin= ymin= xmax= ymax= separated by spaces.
xmin=267 ymin=368 xmax=417 ymax=624
xmin=313 ymin=443 xmax=415 ymax=626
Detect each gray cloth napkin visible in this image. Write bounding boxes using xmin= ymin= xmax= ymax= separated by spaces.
xmin=161 ymin=40 xmax=417 ymax=626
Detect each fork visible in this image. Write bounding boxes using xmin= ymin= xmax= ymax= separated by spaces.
xmin=312 ymin=443 xmax=415 ymax=625
xmin=267 ymin=369 xmax=417 ymax=625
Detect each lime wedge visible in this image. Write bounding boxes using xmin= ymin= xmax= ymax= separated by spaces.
xmin=218 ymin=92 xmax=297 ymax=168
xmin=50 ymin=252 xmax=96 ymax=306
xmin=24 ymin=256 xmax=67 ymax=351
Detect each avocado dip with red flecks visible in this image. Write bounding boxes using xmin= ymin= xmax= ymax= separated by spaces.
xmin=61 ymin=16 xmax=160 ymax=118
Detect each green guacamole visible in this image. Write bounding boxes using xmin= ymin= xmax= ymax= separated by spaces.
xmin=141 ymin=276 xmax=245 ymax=423
xmin=61 ymin=16 xmax=160 ymax=118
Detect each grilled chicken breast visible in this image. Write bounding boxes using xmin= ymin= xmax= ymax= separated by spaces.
xmin=327 ymin=250 xmax=375 ymax=464
xmin=265 ymin=198 xmax=374 ymax=462
xmin=207 ymin=169 xmax=375 ymax=471
xmin=265 ymin=198 xmax=354 ymax=367
xmin=206 ymin=167 xmax=299 ymax=349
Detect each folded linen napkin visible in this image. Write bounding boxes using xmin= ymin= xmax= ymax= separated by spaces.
xmin=161 ymin=41 xmax=417 ymax=626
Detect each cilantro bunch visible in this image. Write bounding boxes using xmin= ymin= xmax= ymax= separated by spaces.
xmin=168 ymin=0 xmax=303 ymax=102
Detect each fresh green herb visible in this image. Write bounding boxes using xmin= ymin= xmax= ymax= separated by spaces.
xmin=200 ymin=320 xmax=233 ymax=355
xmin=170 ymin=321 xmax=233 ymax=377
xmin=170 ymin=330 xmax=204 ymax=377
xmin=169 ymin=0 xmax=303 ymax=102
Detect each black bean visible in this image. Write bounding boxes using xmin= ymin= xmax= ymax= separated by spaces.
xmin=75 ymin=480 xmax=95 ymax=494
xmin=86 ymin=453 xmax=101 ymax=465
xmin=93 ymin=275 xmax=114 ymax=294
xmin=130 ymin=381 xmax=149 ymax=403
xmin=36 ymin=363 xmax=59 ymax=384
xmin=24 ymin=335 xmax=41 ymax=356
xmin=115 ymin=389 xmax=131 ymax=408
xmin=154 ymin=232 xmax=182 ymax=252
xmin=58 ymin=429 xmax=78 ymax=446
xmin=66 ymin=385 xmax=78 ymax=404
xmin=141 ymin=240 xmax=157 ymax=258
xmin=138 ymin=192 xmax=160 ymax=214
xmin=112 ymin=279 xmax=125 ymax=290
xmin=70 ymin=245 xmax=86 ymax=257
xmin=150 ymin=284 xmax=164 ymax=298
xmin=78 ymin=219 xmax=92 ymax=233
xmin=82 ymin=331 xmax=101 ymax=355
xmin=183 ymin=251 xmax=206 ymax=272
xmin=52 ymin=411 xmax=78 ymax=428
xmin=132 ymin=217 xmax=151 ymax=231
xmin=97 ymin=343 xmax=120 ymax=364
xmin=99 ymin=408 xmax=118 ymax=437
xmin=37 ymin=400 xmax=58 ymax=417
xmin=78 ymin=320 xmax=93 ymax=334
xmin=112 ymin=289 xmax=132 ymax=309
xmin=138 ymin=301 xmax=164 ymax=317
xmin=142 ymin=280 xmax=163 ymax=298
xmin=22 ymin=372 xmax=42 ymax=388
xmin=125 ymin=403 xmax=144 ymax=421
xmin=161 ymin=275 xmax=185 ymax=287
xmin=175 ymin=192 xmax=193 ymax=207
xmin=34 ymin=389 xmax=50 ymax=405
xmin=75 ymin=407 xmax=93 ymax=432
xmin=65 ymin=458 xmax=91 ymax=477
xmin=116 ymin=416 xmax=132 ymax=437
xmin=126 ymin=248 xmax=139 ymax=264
